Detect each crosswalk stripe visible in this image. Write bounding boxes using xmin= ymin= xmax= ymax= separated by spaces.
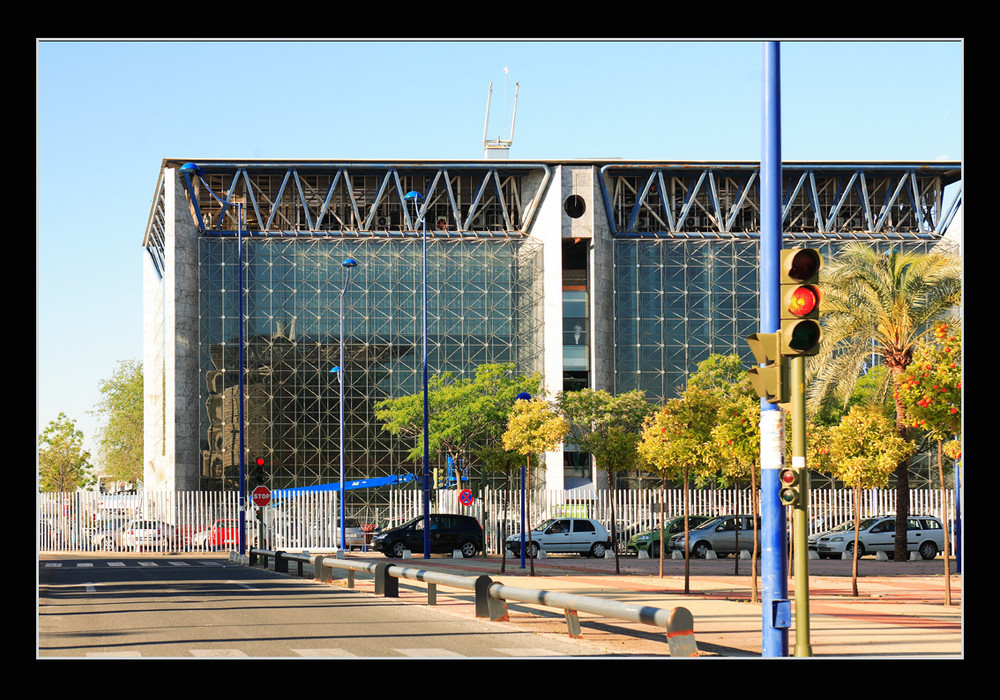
xmin=108 ymin=562 xmax=126 ymax=567
xmin=293 ymin=648 xmax=359 ymax=657
xmin=190 ymin=649 xmax=249 ymax=657
xmin=495 ymin=648 xmax=565 ymax=657
xmin=77 ymin=562 xmax=93 ymax=567
xmin=394 ymin=648 xmax=466 ymax=657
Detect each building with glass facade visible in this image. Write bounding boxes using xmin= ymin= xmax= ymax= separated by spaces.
xmin=143 ymin=159 xmax=962 ymax=518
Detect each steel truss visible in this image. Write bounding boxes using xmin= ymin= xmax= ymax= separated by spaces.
xmin=599 ymin=163 xmax=961 ymax=239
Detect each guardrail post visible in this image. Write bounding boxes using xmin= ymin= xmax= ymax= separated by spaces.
xmin=479 ymin=578 xmax=508 ymax=621
xmin=275 ymin=551 xmax=288 ymax=573
xmin=666 ymin=607 xmax=698 ymax=657
xmin=375 ymin=562 xmax=398 ymax=597
xmin=249 ymin=549 xmax=258 ymax=567
xmin=313 ymin=555 xmax=332 ymax=583
xmin=564 ymin=609 xmax=582 ymax=638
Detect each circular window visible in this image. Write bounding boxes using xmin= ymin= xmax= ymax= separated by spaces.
xmin=564 ymin=194 xmax=586 ymax=219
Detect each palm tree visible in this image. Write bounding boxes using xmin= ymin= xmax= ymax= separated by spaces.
xmin=807 ymin=243 xmax=961 ymax=561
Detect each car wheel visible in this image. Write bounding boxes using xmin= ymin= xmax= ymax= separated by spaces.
xmin=460 ymin=540 xmax=477 ymax=558
xmin=389 ymin=540 xmax=407 ymax=558
xmin=692 ymin=541 xmax=711 ymax=559
xmin=845 ymin=542 xmax=865 ymax=559
xmin=590 ymin=542 xmax=607 ymax=558
xmin=528 ymin=542 xmax=539 ymax=558
xmin=919 ymin=541 xmax=938 ymax=560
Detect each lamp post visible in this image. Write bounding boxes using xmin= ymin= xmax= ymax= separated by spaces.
xmin=403 ymin=189 xmax=431 ymax=558
xmin=179 ymin=162 xmax=249 ymax=556
xmin=515 ymin=391 xmax=532 ymax=569
xmin=336 ymin=257 xmax=358 ymax=551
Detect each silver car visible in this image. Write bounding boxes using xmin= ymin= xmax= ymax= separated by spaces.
xmin=668 ymin=515 xmax=760 ymax=558
xmin=813 ymin=515 xmax=945 ymax=560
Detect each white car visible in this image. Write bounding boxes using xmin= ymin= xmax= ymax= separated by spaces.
xmin=120 ymin=519 xmax=175 ymax=551
xmin=505 ymin=517 xmax=611 ymax=558
xmin=812 ymin=515 xmax=945 ymax=560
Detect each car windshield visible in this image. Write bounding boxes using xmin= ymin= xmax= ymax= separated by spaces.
xmin=827 ymin=521 xmax=855 ymax=532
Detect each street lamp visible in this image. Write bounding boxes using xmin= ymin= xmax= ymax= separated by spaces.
xmin=515 ymin=391 xmax=532 ymax=569
xmin=403 ymin=189 xmax=431 ymax=558
xmin=180 ymin=162 xmax=249 ymax=556
xmin=336 ymin=257 xmax=358 ymax=551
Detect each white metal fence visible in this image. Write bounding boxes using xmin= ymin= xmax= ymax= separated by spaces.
xmin=38 ymin=487 xmax=957 ymax=555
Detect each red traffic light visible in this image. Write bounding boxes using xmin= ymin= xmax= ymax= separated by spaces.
xmin=787 ymin=285 xmax=819 ymax=317
xmin=255 ymin=457 xmax=264 ymax=467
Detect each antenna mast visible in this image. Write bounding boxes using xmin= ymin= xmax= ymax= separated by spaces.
xmin=483 ymin=68 xmax=518 ymax=159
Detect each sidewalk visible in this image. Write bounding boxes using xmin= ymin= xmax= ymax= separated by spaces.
xmin=318 ymin=551 xmax=963 ymax=658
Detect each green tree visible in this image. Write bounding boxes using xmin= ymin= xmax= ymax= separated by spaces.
xmin=827 ymin=405 xmax=916 ymax=595
xmin=502 ymin=396 xmax=570 ymax=575
xmin=637 ymin=386 xmax=718 ymax=587
xmin=898 ymin=321 xmax=961 ymax=604
xmin=707 ymin=392 xmax=761 ymax=596
xmin=559 ymin=388 xmax=655 ymax=573
xmin=375 ymin=363 xmax=541 ymax=471
xmin=91 ymin=358 xmax=144 ymax=484
xmin=808 ymin=243 xmax=960 ymax=561
xmin=38 ymin=413 xmax=94 ymax=492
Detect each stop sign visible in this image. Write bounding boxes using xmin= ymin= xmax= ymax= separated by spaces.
xmin=251 ymin=486 xmax=271 ymax=507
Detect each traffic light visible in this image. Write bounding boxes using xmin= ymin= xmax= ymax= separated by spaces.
xmin=780 ymin=248 xmax=823 ymax=356
xmin=252 ymin=456 xmax=266 ymax=487
xmin=432 ymin=467 xmax=443 ymax=489
xmin=746 ymin=332 xmax=789 ymax=407
xmin=778 ymin=467 xmax=804 ymax=507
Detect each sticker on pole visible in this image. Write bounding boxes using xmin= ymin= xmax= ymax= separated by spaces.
xmin=459 ymin=489 xmax=474 ymax=506
xmin=251 ymin=486 xmax=271 ymax=507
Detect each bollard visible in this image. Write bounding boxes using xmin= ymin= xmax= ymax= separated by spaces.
xmin=375 ymin=562 xmax=398 ymax=597
xmin=564 ymin=609 xmax=582 ymax=638
xmin=313 ymin=555 xmax=332 ymax=583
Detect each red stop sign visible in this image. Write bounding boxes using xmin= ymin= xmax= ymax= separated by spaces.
xmin=251 ymin=486 xmax=271 ymax=507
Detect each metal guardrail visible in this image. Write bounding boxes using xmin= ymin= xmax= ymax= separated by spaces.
xmin=243 ymin=548 xmax=698 ymax=657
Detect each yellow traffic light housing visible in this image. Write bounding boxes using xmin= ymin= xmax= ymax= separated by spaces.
xmin=778 ymin=467 xmax=804 ymax=507
xmin=780 ymin=248 xmax=823 ymax=356
xmin=746 ymin=332 xmax=789 ymax=407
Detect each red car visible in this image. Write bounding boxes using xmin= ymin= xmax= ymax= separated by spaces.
xmin=209 ymin=519 xmax=238 ymax=548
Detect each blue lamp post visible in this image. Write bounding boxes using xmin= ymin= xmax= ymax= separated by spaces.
xmin=403 ymin=189 xmax=431 ymax=558
xmin=336 ymin=257 xmax=358 ymax=551
xmin=515 ymin=391 xmax=532 ymax=569
xmin=179 ymin=162 xmax=249 ymax=556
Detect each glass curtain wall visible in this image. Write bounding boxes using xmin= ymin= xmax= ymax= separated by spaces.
xmin=198 ymin=236 xmax=543 ymax=517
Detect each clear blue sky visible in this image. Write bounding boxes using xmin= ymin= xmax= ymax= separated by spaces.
xmin=36 ymin=39 xmax=963 ymax=463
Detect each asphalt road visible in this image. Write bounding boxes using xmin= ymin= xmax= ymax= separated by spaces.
xmin=37 ymin=550 xmax=963 ymax=660
xmin=37 ymin=554 xmax=623 ymax=659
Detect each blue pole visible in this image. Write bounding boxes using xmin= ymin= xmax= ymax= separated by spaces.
xmin=760 ymin=41 xmax=788 ymax=657
xmin=237 ymin=202 xmax=247 ymax=557
xmin=338 ymin=258 xmax=357 ymax=551
xmin=515 ymin=392 xmax=531 ymax=569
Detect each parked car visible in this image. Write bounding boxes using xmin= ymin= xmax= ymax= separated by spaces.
xmin=627 ymin=515 xmax=713 ymax=557
xmin=812 ymin=515 xmax=945 ymax=560
xmin=372 ymin=514 xmax=483 ymax=558
xmin=668 ymin=515 xmax=760 ymax=558
xmin=120 ymin=519 xmax=175 ymax=551
xmin=208 ymin=519 xmax=239 ymax=549
xmin=92 ymin=520 xmax=127 ymax=551
xmin=505 ymin=517 xmax=612 ymax=558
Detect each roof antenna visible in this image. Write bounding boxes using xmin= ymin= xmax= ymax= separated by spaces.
xmin=483 ymin=67 xmax=518 ymax=159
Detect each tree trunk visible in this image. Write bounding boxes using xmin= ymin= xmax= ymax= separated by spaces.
xmin=852 ymin=485 xmax=860 ymax=597
xmin=891 ymin=364 xmax=911 ymax=563
xmin=683 ymin=465 xmax=690 ymax=595
xmin=938 ymin=441 xmax=952 ymax=606
xmin=526 ymin=455 xmax=535 ymax=576
xmin=658 ymin=475 xmax=665 ymax=578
